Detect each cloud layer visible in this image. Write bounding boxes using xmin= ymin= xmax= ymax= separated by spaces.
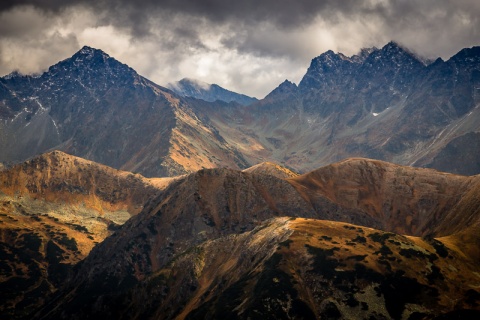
xmin=1 ymin=0 xmax=479 ymax=97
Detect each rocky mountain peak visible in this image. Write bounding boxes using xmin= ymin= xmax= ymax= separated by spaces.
xmin=311 ymin=50 xmax=347 ymax=68
xmin=298 ymin=49 xmax=357 ymax=90
xmin=348 ymin=47 xmax=379 ymax=63
xmin=2 ymin=70 xmax=24 ymax=80
xmin=450 ymin=46 xmax=480 ymax=66
xmin=77 ymin=45 xmax=107 ymax=57
xmin=45 ymin=46 xmax=136 ymax=81
xmin=68 ymin=46 xmax=112 ymax=66
xmin=366 ymin=41 xmax=424 ymax=67
xmin=34 ymin=46 xmax=144 ymax=101
xmin=264 ymin=79 xmax=297 ymax=100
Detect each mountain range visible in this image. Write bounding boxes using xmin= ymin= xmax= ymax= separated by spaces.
xmin=1 ymin=42 xmax=480 ymax=319
xmin=0 ymin=152 xmax=479 ymax=319
xmin=1 ymin=41 xmax=479 ymax=176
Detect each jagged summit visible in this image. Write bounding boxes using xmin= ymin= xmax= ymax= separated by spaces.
xmin=380 ymin=41 xmax=422 ymax=60
xmin=68 ymin=46 xmax=113 ymax=65
xmin=264 ymin=79 xmax=297 ymax=99
xmin=354 ymin=46 xmax=379 ymax=61
xmin=77 ymin=45 xmax=108 ymax=56
xmin=48 ymin=46 xmax=134 ymax=76
xmin=450 ymin=46 xmax=480 ymax=64
xmin=2 ymin=70 xmax=24 ymax=79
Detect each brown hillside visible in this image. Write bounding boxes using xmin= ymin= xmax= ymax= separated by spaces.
xmin=288 ymin=158 xmax=473 ymax=237
xmin=0 ymin=156 xmax=477 ymax=319
xmin=0 ymin=209 xmax=98 ymax=319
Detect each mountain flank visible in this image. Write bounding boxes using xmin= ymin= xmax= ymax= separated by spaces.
xmin=0 ymin=151 xmax=177 ymax=318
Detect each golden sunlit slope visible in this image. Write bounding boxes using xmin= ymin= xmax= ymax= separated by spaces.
xmin=165 ymin=101 xmax=250 ymax=175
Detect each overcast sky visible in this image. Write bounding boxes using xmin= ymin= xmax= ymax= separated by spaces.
xmin=0 ymin=0 xmax=479 ymax=98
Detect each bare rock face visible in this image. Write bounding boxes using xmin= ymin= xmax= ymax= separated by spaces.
xmin=425 ymin=132 xmax=480 ymax=175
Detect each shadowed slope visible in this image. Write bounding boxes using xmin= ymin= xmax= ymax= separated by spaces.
xmin=35 ymin=218 xmax=480 ymax=319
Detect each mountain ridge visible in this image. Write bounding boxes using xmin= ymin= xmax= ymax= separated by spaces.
xmin=1 ymin=42 xmax=480 ymax=176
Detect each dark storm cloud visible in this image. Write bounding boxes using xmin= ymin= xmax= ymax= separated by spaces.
xmin=1 ymin=1 xmax=479 ymax=97
xmin=0 ymin=1 xmax=357 ymax=28
xmin=3 ymin=1 xmax=478 ymax=58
